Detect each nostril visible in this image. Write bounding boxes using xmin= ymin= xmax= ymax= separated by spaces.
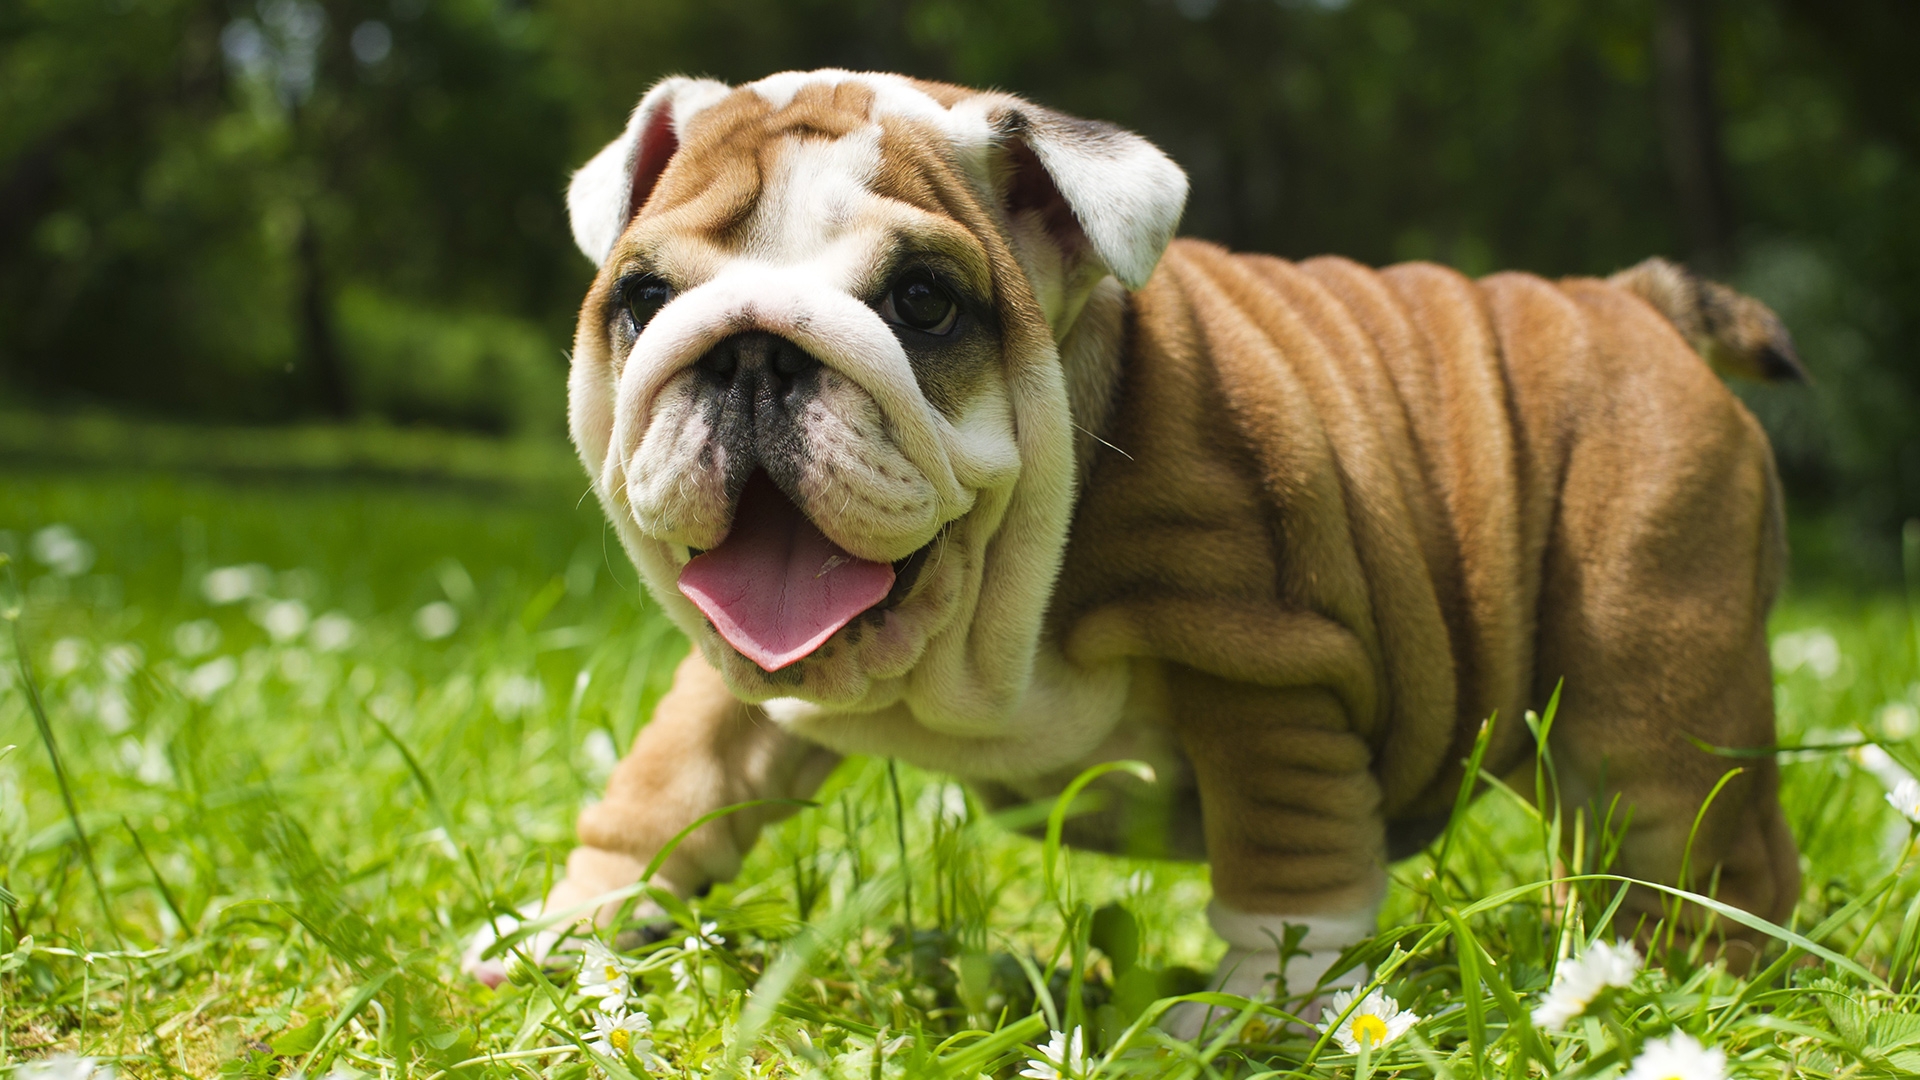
xmin=773 ymin=343 xmax=818 ymax=379
xmin=695 ymin=333 xmax=817 ymax=387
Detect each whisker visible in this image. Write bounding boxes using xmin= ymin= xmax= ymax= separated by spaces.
xmin=1073 ymin=421 xmax=1133 ymax=461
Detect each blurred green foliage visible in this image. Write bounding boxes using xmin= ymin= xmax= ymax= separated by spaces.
xmin=1 ymin=0 xmax=1915 ymax=534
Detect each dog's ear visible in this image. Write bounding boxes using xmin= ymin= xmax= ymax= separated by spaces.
xmin=568 ymin=76 xmax=734 ymax=266
xmin=990 ymin=105 xmax=1188 ymax=291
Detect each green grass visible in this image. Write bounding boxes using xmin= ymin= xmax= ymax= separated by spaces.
xmin=2 ymin=466 xmax=1918 ymax=1078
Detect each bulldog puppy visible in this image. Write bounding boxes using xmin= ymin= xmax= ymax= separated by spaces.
xmin=464 ymin=70 xmax=1804 ymax=1024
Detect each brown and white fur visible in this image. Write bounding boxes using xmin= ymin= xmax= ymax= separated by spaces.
xmin=464 ymin=70 xmax=1805 ymax=1028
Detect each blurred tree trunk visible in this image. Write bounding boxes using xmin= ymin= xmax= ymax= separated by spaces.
xmin=1654 ymin=0 xmax=1734 ymax=271
xmin=1783 ymin=0 xmax=1920 ymax=158
xmin=0 ymin=145 xmax=59 ymax=260
xmin=296 ymin=213 xmax=352 ymax=418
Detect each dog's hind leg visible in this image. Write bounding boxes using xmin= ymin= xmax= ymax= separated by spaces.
xmin=1539 ymin=619 xmax=1798 ymax=970
xmin=462 ymin=649 xmax=838 ymax=985
xmin=1529 ymin=330 xmax=1800 ymax=968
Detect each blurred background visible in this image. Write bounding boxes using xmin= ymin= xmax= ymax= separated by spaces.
xmin=1 ymin=0 xmax=1915 ymax=572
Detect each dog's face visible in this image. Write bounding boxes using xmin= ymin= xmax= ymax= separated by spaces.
xmin=567 ymin=71 xmax=1185 ymax=725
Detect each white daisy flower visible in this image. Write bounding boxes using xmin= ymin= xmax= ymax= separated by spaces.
xmin=576 ymin=938 xmax=635 ymax=1011
xmin=1887 ymin=778 xmax=1920 ymax=824
xmin=1532 ymin=938 xmax=1642 ymax=1029
xmin=1317 ymin=988 xmax=1418 ymax=1053
xmin=681 ymin=919 xmax=721 ymax=952
xmin=665 ymin=919 xmax=722 ymax=994
xmin=587 ymin=1006 xmax=656 ymax=1063
xmin=1019 ymin=1028 xmax=1086 ymax=1079
xmin=1623 ymin=1030 xmax=1728 ymax=1080
xmin=1850 ymin=743 xmax=1916 ymax=792
xmin=17 ymin=1057 xmax=116 ymax=1080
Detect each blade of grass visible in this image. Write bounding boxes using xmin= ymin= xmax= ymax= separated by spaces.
xmin=1008 ymin=944 xmax=1061 ymax=1034
xmin=1478 ymin=873 xmax=1880 ymax=985
xmin=294 ymin=968 xmax=397 ymax=1077
xmin=729 ymin=871 xmax=899 ymax=1072
xmin=931 ymin=1013 xmax=1047 ymax=1079
xmin=1706 ymin=849 xmax=1912 ymax=1037
xmin=483 ymin=797 xmax=816 ymax=960
xmin=887 ymin=757 xmax=913 ymax=943
xmin=1042 ymin=760 xmax=1154 ymax=916
xmin=1446 ymin=909 xmax=1551 ymax=1066
xmin=369 ymin=717 xmax=493 ymax=902
xmin=1890 ymin=865 xmax=1920 ymax=991
xmin=122 ymin=816 xmax=188 ymax=935
xmin=1451 ymin=910 xmax=1487 ymax=1065
xmin=4 ymin=558 xmax=120 ymax=948
xmin=1847 ymin=832 xmax=1917 ymax=962
xmin=1428 ymin=712 xmax=1499 ymax=911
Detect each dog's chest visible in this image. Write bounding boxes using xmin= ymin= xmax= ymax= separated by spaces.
xmin=965 ymin=656 xmax=1210 ymax=857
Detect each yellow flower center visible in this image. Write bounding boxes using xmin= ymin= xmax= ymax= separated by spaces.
xmin=610 ymin=1029 xmax=631 ymax=1052
xmin=1349 ymin=1013 xmax=1388 ymax=1048
xmin=605 ymin=965 xmax=620 ymax=981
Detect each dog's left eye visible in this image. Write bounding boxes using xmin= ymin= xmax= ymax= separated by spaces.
xmin=619 ymin=275 xmax=674 ymax=332
xmin=879 ymin=272 xmax=959 ymax=335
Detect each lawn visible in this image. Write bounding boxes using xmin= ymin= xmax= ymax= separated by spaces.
xmin=2 ymin=466 xmax=1918 ymax=1078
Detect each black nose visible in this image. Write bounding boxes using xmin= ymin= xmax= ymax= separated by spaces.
xmin=696 ymin=332 xmax=823 ymax=502
xmin=696 ymin=332 xmax=820 ymax=390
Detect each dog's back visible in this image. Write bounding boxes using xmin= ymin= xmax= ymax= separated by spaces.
xmin=1053 ymin=239 xmax=1798 ymax=940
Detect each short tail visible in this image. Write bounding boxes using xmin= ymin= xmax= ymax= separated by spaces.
xmin=1608 ymin=257 xmax=1809 ymax=383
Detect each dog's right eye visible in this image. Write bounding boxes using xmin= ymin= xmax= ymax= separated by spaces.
xmin=879 ymin=272 xmax=959 ymax=335
xmin=619 ymin=275 xmax=674 ymax=332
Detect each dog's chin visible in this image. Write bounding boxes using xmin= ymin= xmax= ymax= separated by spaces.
xmin=688 ymin=527 xmax=965 ymax=710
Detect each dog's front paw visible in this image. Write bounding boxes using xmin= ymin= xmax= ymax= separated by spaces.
xmin=460 ymin=902 xmax=571 ymax=988
xmin=1160 ymin=896 xmax=1382 ymax=1041
xmin=1157 ymin=945 xmax=1366 ymax=1041
xmin=461 ymin=855 xmax=675 ymax=987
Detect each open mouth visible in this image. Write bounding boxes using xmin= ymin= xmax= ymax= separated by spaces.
xmin=677 ymin=472 xmax=937 ymax=672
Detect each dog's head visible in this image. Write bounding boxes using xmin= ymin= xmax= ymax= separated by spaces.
xmin=567 ymin=71 xmax=1186 ymax=726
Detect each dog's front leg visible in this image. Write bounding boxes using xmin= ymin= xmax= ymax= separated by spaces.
xmin=571 ymin=649 xmax=841 ymax=904
xmin=1165 ymin=674 xmax=1387 ymax=1037
xmin=464 ymin=649 xmax=839 ymax=985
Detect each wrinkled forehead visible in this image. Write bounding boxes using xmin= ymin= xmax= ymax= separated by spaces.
xmin=613 ymin=73 xmax=1002 ymax=291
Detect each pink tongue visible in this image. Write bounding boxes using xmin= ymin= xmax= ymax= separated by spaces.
xmin=678 ymin=474 xmax=896 ymax=672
